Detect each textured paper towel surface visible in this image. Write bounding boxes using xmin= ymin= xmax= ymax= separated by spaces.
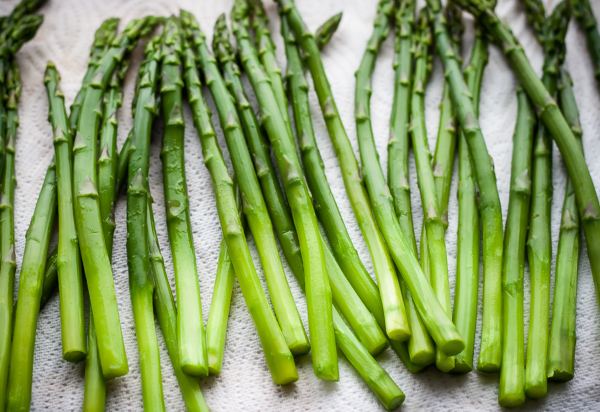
xmin=5 ymin=0 xmax=600 ymax=410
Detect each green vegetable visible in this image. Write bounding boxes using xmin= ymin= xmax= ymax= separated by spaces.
xmin=160 ymin=17 xmax=208 ymax=378
xmin=427 ymin=0 xmax=502 ymax=369
xmin=547 ymin=67 xmax=581 ymax=383
xmin=180 ymin=16 xmax=298 ymax=384
xmin=231 ymin=2 xmax=338 ymax=380
xmin=571 ymin=0 xmax=600 ymax=89
xmin=388 ymin=0 xmax=434 ymax=367
xmin=127 ymin=34 xmax=164 ymax=410
xmin=498 ymin=89 xmax=535 ymax=408
xmin=68 ymin=17 xmax=119 ymax=133
xmin=6 ymin=160 xmax=57 ymax=411
xmin=44 ymin=62 xmax=86 ymax=363
xmin=410 ymin=7 xmax=453 ymax=372
xmin=452 ymin=19 xmax=489 ymax=374
xmin=0 ymin=61 xmax=21 ymax=410
xmin=73 ymin=16 xmax=158 ymax=380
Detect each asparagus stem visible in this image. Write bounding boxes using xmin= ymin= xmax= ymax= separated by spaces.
xmin=453 ymin=21 xmax=489 ymax=374
xmin=497 ymin=89 xmax=535 ymax=408
xmin=0 ymin=61 xmax=19 ymax=410
xmin=127 ymin=34 xmax=165 ymax=411
xmin=160 ymin=17 xmax=208 ymax=378
xmin=280 ymin=10 xmax=388 ymax=341
xmin=98 ymin=63 xmax=127 ymax=255
xmin=148 ymin=198 xmax=209 ymax=411
xmin=314 ymin=12 xmax=342 ymax=51
xmin=206 ymin=187 xmax=242 ymax=375
xmin=214 ymin=18 xmax=388 ymax=357
xmin=6 ymin=160 xmax=57 ymax=411
xmin=426 ymin=0 xmax=502 ymax=369
xmin=388 ymin=0 xmax=435 ymax=367
xmin=547 ymin=67 xmax=581 ymax=383
xmin=410 ymin=8 xmax=454 ymax=372
xmin=571 ymin=0 xmax=600 ymax=89
xmin=180 ymin=21 xmax=298 ymax=385
xmin=230 ymin=3 xmax=338 ymax=380
xmin=74 ymin=17 xmax=157 ymax=379
xmin=44 ymin=62 xmax=87 ymax=363
xmin=196 ymin=12 xmax=309 ymax=359
xmin=68 ymin=18 xmax=119 ymax=133
xmin=456 ymin=0 xmax=600 ymax=322
xmin=277 ymin=0 xmax=409 ymax=349
xmin=83 ymin=313 xmax=105 ymax=412
xmin=39 ymin=247 xmax=58 ymax=309
xmin=116 ymin=132 xmax=133 ymax=194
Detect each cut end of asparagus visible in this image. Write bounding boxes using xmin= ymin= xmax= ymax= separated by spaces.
xmin=289 ymin=341 xmax=311 ymax=357
xmin=547 ymin=368 xmax=574 ymax=382
xmin=439 ymin=337 xmax=465 ymax=357
xmin=476 ymin=361 xmax=501 ymax=374
xmin=410 ymin=347 xmax=435 ymax=367
xmin=524 ymin=381 xmax=547 ymax=400
xmin=271 ymin=365 xmax=300 ymax=386
xmin=387 ymin=328 xmax=410 ymax=343
xmin=498 ymin=393 xmax=525 ymax=409
xmin=180 ymin=363 xmax=209 ymax=378
xmin=451 ymin=361 xmax=472 ymax=374
xmin=63 ymin=348 xmax=87 ymax=364
xmin=314 ymin=363 xmax=339 ymax=382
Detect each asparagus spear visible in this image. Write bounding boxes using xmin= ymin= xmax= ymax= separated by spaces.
xmin=213 ymin=17 xmax=388 ymax=357
xmin=6 ymin=160 xmax=57 ymax=411
xmin=279 ymin=6 xmax=390 ymax=340
xmin=186 ymin=11 xmax=309 ymax=359
xmin=159 ymin=17 xmax=208 ymax=378
xmin=73 ymin=16 xmax=157 ymax=380
xmin=547 ymin=67 xmax=581 ymax=383
xmin=455 ymin=0 xmax=600 ymax=320
xmin=181 ymin=25 xmax=298 ymax=386
xmin=314 ymin=12 xmax=342 ymax=51
xmin=571 ymin=0 xmax=600 ymax=89
xmin=205 ymin=185 xmax=243 ymax=376
xmin=0 ymin=60 xmax=20 ymax=410
xmin=231 ymin=4 xmax=339 ymax=380
xmin=520 ymin=0 xmax=569 ymax=398
xmin=68 ymin=18 xmax=120 ymax=133
xmin=39 ymin=248 xmax=58 ymax=308
xmin=425 ymin=0 xmax=502 ymax=370
xmin=44 ymin=62 xmax=87 ymax=363
xmin=498 ymin=90 xmax=535 ymax=408
xmin=453 ymin=19 xmax=489 ymax=374
xmin=148 ymin=198 xmax=209 ymax=411
xmin=277 ymin=0 xmax=408 ymax=348
xmin=388 ymin=0 xmax=435 ymax=366
xmin=410 ymin=7 xmax=455 ymax=371
xmin=127 ymin=33 xmax=165 ymax=410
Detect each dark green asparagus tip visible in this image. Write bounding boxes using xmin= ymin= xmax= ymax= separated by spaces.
xmin=212 ymin=14 xmax=236 ymax=64
xmin=232 ymin=0 xmax=251 ymax=24
xmin=315 ymin=12 xmax=343 ymax=50
xmin=93 ymin=17 xmax=120 ymax=49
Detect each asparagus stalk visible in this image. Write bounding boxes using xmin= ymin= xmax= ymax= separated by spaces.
xmin=231 ymin=4 xmax=339 ymax=380
xmin=520 ymin=1 xmax=569 ymax=398
xmin=570 ymin=0 xmax=600 ymax=89
xmin=279 ymin=11 xmax=389 ymax=340
xmin=314 ymin=12 xmax=342 ymax=51
xmin=205 ymin=185 xmax=243 ymax=375
xmin=453 ymin=20 xmax=489 ymax=374
xmin=127 ymin=33 xmax=164 ymax=410
xmin=547 ymin=67 xmax=581 ymax=383
xmin=68 ymin=18 xmax=120 ymax=133
xmin=426 ymin=0 xmax=502 ymax=370
xmin=187 ymin=11 xmax=309 ymax=358
xmin=159 ymin=17 xmax=208 ymax=378
xmin=455 ymin=0 xmax=600 ymax=319
xmin=6 ymin=160 xmax=57 ymax=411
xmin=180 ymin=25 xmax=298 ymax=386
xmin=410 ymin=7 xmax=454 ymax=372
xmin=213 ymin=18 xmax=388 ymax=357
xmin=83 ymin=312 xmax=105 ymax=412
xmin=0 ymin=60 xmax=20 ymax=410
xmin=277 ymin=0 xmax=408 ymax=347
xmin=73 ymin=17 xmax=157 ymax=380
xmin=498 ymin=89 xmax=535 ymax=408
xmin=99 ymin=63 xmax=127 ymax=255
xmin=148 ymin=198 xmax=209 ymax=411
xmin=44 ymin=62 xmax=87 ymax=363
xmin=39 ymin=248 xmax=58 ymax=308
xmin=388 ymin=0 xmax=435 ymax=366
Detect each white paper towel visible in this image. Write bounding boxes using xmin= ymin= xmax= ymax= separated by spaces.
xmin=5 ymin=0 xmax=600 ymax=410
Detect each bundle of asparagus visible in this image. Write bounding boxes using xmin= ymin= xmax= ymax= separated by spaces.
xmin=6 ymin=0 xmax=600 ymax=409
